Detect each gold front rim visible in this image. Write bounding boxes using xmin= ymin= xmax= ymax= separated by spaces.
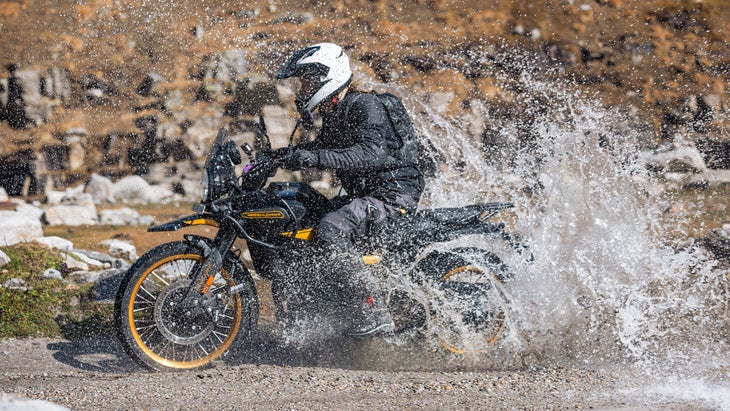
xmin=437 ymin=265 xmax=505 ymax=355
xmin=127 ymin=253 xmax=242 ymax=369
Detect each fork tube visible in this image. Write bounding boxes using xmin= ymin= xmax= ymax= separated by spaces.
xmin=185 ymin=222 xmax=238 ymax=296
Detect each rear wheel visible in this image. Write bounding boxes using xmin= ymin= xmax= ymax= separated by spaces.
xmin=416 ymin=247 xmax=509 ymax=354
xmin=114 ymin=241 xmax=257 ymax=371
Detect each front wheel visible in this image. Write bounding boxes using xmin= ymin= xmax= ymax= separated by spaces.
xmin=114 ymin=240 xmax=257 ymax=371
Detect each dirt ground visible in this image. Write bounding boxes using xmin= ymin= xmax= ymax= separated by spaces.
xmin=0 ymin=332 xmax=722 ymax=410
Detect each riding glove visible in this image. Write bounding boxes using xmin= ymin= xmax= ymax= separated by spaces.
xmin=284 ymin=150 xmax=319 ymax=169
xmin=257 ymin=147 xmax=290 ymax=161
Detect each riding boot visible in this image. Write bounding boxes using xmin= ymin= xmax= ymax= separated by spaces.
xmin=346 ymin=293 xmax=395 ymax=337
xmin=320 ymin=242 xmax=394 ymax=336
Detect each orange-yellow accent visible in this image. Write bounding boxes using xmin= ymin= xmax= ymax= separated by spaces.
xmin=281 ymin=228 xmax=315 ymax=240
xmin=185 ymin=218 xmax=219 ymax=227
xmin=241 ymin=210 xmax=285 ymax=219
xmin=361 ymin=255 xmax=382 ymax=265
xmin=201 ymin=275 xmax=215 ymax=294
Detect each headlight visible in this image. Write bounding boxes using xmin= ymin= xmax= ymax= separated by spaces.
xmin=201 ymin=170 xmax=210 ymax=202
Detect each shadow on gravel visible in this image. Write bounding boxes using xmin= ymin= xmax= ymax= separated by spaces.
xmin=47 ymin=338 xmax=140 ymax=373
xmin=47 ymin=312 xmax=141 ymax=374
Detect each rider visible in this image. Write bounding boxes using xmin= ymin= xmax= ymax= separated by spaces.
xmin=275 ymin=42 xmax=425 ymax=336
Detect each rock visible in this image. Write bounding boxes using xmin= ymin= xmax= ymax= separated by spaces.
xmin=214 ymin=49 xmax=248 ymax=83
xmin=84 ymin=173 xmax=114 ymax=204
xmin=43 ymin=205 xmax=97 ymax=228
xmin=3 ymin=277 xmax=26 ymax=291
xmin=81 ymin=74 xmax=114 ymax=105
xmin=0 ymin=211 xmax=43 ymax=246
xmin=35 ymin=236 xmax=74 ymax=252
xmin=13 ymin=201 xmax=44 ymax=219
xmin=696 ymin=138 xmax=730 ymax=170
xmin=46 ymin=187 xmax=89 ymax=205
xmin=68 ymin=251 xmax=105 ymax=270
xmin=639 ymin=144 xmax=708 ymax=176
xmin=73 ymin=249 xmax=126 ymax=270
xmin=43 ymin=203 xmax=98 ymax=226
xmin=60 ymin=252 xmax=89 ymax=273
xmin=110 ymin=175 xmax=175 ymax=204
xmin=99 ymin=207 xmax=154 ymax=226
xmin=41 ymin=268 xmax=63 ymax=280
xmin=0 ymin=394 xmax=70 ymax=411
xmin=61 ymin=128 xmax=87 ymax=171
xmin=40 ymin=66 xmax=71 ymax=100
xmin=11 ymin=68 xmax=46 ymax=126
xmin=101 ymin=239 xmax=137 ymax=262
xmin=66 ymin=270 xmax=100 ymax=284
xmin=0 ymin=249 xmax=9 ymax=267
xmin=703 ymin=224 xmax=730 ymax=260
xmin=687 ymin=169 xmax=730 ymax=188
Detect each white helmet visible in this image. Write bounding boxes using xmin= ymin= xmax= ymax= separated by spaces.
xmin=277 ymin=43 xmax=352 ymax=121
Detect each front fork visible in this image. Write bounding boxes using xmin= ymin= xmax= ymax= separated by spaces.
xmin=182 ymin=224 xmax=239 ymax=302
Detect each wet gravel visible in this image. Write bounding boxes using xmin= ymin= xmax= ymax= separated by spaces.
xmin=0 ymin=337 xmax=722 ymax=410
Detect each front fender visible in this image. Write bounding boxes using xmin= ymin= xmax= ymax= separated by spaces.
xmin=147 ymin=214 xmax=220 ymax=232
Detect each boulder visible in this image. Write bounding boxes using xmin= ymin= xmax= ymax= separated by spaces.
xmin=98 ymin=207 xmax=154 ymax=226
xmin=66 ymin=270 xmax=100 ymax=284
xmin=40 ymin=67 xmax=71 ymax=100
xmin=198 ymin=49 xmax=248 ymax=83
xmin=35 ymin=236 xmax=74 ymax=252
xmin=41 ymin=268 xmax=63 ymax=280
xmin=2 ymin=277 xmax=27 ymax=291
xmin=13 ymin=201 xmax=44 ymax=219
xmin=44 ymin=203 xmax=98 ymax=226
xmin=0 ymin=210 xmax=43 ymax=246
xmin=638 ymin=144 xmax=708 ymax=184
xmin=46 ymin=186 xmax=88 ymax=205
xmin=60 ymin=252 xmax=89 ymax=273
xmin=0 ymin=249 xmax=9 ymax=267
xmin=72 ymin=249 xmax=127 ymax=270
xmin=84 ymin=173 xmax=115 ymax=204
xmin=110 ymin=175 xmax=175 ymax=204
xmin=68 ymin=251 xmax=105 ymax=270
xmin=101 ymin=239 xmax=137 ymax=262
xmin=180 ymin=119 xmax=219 ymax=159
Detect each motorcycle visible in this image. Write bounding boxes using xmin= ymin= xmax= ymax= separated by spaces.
xmin=114 ymin=122 xmax=526 ymax=371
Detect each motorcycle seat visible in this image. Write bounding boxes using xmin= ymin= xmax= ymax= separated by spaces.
xmin=415 ymin=202 xmax=513 ymax=224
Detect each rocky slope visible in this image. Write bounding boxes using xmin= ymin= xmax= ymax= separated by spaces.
xmin=0 ymin=0 xmax=728 ymax=198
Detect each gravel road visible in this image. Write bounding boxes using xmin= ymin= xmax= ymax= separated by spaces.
xmin=0 ymin=329 xmax=724 ymax=410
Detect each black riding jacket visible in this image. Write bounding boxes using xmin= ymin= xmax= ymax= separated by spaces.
xmin=301 ymin=90 xmax=424 ymax=211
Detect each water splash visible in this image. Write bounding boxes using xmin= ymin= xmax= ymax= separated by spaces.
xmin=382 ymin=57 xmax=729 ymax=379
